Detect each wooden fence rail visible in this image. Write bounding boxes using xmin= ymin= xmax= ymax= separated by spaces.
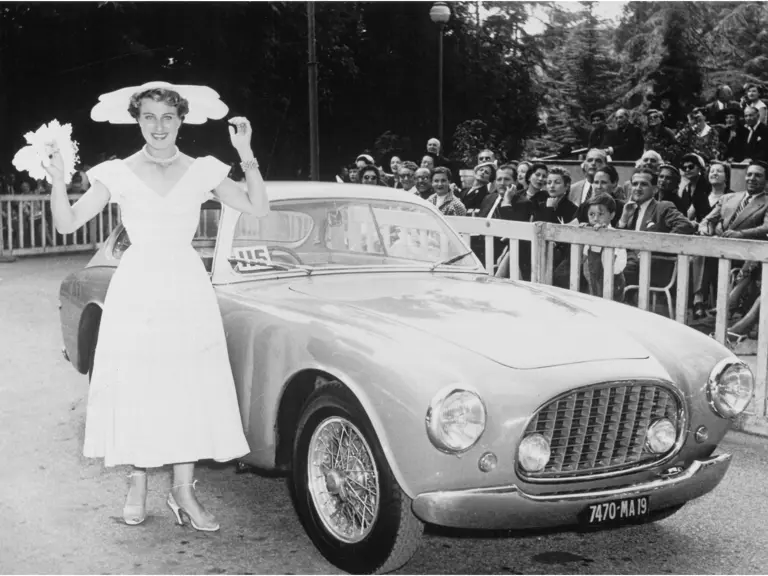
xmin=446 ymin=215 xmax=768 ymax=433
xmin=0 ymin=194 xmax=121 ymax=257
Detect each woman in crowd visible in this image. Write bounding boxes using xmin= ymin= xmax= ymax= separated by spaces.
xmin=691 ymin=160 xmax=735 ymax=319
xmin=523 ymin=162 xmax=549 ymax=207
xmin=676 ymin=107 xmax=723 ymax=162
xmin=741 ymin=83 xmax=767 ymax=125
xmin=576 ymin=164 xmax=624 ymax=227
xmin=358 ymin=164 xmax=382 ymax=186
xmin=643 ymin=108 xmax=682 ymax=165
xmin=534 ymin=166 xmax=578 ymax=288
xmin=515 ymin=160 xmax=532 ymax=192
xmin=45 ymin=81 xmax=268 ymax=532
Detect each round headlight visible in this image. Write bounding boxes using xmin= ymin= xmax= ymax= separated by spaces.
xmin=426 ymin=388 xmax=486 ymax=453
xmin=708 ymin=358 xmax=754 ymax=418
xmin=518 ymin=433 xmax=551 ymax=472
xmin=646 ymin=418 xmax=677 ymax=454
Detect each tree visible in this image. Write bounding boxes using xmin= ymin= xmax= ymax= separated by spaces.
xmin=648 ymin=4 xmax=703 ymax=111
xmin=529 ymin=2 xmax=619 ymax=156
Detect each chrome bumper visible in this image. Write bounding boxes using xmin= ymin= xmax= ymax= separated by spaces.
xmin=411 ymin=453 xmax=731 ymax=529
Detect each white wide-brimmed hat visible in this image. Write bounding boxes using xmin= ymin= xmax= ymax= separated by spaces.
xmin=90 ymin=81 xmax=229 ymax=124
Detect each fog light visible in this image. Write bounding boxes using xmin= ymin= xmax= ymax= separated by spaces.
xmin=646 ymin=418 xmax=676 ymax=454
xmin=518 ymin=434 xmax=551 ymax=472
xmin=478 ymin=451 xmax=497 ymax=473
xmin=694 ymin=426 xmax=709 ymax=443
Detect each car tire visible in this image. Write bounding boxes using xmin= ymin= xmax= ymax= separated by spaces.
xmin=291 ymin=382 xmax=424 ymax=574
xmin=87 ymin=329 xmax=99 ymax=383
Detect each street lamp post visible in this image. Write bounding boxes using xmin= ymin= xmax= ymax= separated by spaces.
xmin=307 ymin=1 xmax=320 ymax=181
xmin=429 ymin=2 xmax=450 ymax=145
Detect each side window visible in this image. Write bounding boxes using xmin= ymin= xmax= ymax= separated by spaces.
xmin=339 ymin=205 xmax=385 ymax=254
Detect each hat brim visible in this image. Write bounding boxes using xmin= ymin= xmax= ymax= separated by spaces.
xmin=90 ymin=81 xmax=229 ymax=125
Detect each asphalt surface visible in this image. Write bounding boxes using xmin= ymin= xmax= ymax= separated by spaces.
xmin=2 ymin=253 xmax=768 ymax=575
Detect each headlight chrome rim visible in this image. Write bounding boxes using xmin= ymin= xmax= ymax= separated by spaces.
xmin=426 ymin=386 xmax=487 ymax=454
xmin=707 ymin=358 xmax=754 ymax=419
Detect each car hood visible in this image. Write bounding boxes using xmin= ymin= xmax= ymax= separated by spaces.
xmin=288 ymin=273 xmax=650 ymax=369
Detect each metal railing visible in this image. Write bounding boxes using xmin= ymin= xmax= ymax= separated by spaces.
xmin=446 ymin=215 xmax=768 ymax=431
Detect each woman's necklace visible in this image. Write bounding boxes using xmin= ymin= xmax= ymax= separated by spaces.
xmin=141 ymin=144 xmax=180 ymax=167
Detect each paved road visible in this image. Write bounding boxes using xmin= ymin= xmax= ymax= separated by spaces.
xmin=2 ymin=254 xmax=768 ymax=574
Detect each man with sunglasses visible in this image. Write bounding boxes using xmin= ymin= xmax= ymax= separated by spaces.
xmin=679 ymin=153 xmax=711 ymax=222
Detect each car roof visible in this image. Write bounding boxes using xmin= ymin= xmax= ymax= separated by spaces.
xmin=262 ymin=181 xmax=430 ymax=205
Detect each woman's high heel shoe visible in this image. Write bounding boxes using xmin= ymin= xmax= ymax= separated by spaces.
xmin=123 ymin=470 xmax=147 ymax=526
xmin=166 ymin=480 xmax=220 ymax=532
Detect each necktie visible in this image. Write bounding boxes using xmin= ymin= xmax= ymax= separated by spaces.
xmin=734 ymin=194 xmax=751 ymax=220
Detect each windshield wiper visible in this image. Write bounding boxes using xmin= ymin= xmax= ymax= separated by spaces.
xmin=227 ymin=257 xmax=314 ymax=276
xmin=429 ymin=250 xmax=474 ymax=271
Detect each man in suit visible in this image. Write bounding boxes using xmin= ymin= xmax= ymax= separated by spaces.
xmin=743 ymin=106 xmax=768 ymax=163
xmin=567 ymin=148 xmax=608 ymax=207
xmin=619 ymin=168 xmax=696 ymax=302
xmin=699 ymin=160 xmax=768 ymax=239
xmin=604 ymin=108 xmax=645 ymax=162
xmin=588 ymin=111 xmax=608 ymax=150
xmin=462 ymin=162 xmax=495 ymax=216
xmin=698 ymin=160 xmax=768 ymax=337
xmin=705 ymin=85 xmax=741 ymax=126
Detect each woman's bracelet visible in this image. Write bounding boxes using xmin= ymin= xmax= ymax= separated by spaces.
xmin=240 ymin=158 xmax=260 ymax=172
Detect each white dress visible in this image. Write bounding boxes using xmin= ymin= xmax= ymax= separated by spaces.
xmin=82 ymin=156 xmax=250 ymax=468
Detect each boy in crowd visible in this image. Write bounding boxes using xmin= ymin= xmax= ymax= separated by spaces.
xmin=580 ymin=194 xmax=627 ymax=301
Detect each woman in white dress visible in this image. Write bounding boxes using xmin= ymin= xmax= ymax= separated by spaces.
xmin=44 ymin=81 xmax=269 ymax=532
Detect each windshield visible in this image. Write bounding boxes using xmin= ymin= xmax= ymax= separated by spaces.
xmin=230 ymin=198 xmax=477 ymax=274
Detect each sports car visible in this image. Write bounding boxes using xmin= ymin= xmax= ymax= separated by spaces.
xmin=59 ymin=182 xmax=754 ymax=574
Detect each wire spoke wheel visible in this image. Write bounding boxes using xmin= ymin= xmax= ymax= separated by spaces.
xmin=307 ymin=416 xmax=380 ymax=543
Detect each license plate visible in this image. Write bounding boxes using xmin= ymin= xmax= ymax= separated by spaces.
xmin=580 ymin=496 xmax=650 ymax=526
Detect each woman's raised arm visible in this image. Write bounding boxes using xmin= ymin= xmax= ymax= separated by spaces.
xmin=46 ymin=148 xmax=111 ymax=234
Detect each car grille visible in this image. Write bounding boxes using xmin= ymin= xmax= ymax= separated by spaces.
xmin=519 ymin=381 xmax=683 ymax=481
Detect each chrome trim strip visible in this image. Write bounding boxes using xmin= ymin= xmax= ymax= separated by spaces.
xmin=432 ymin=454 xmax=730 ymax=502
xmin=516 ymin=379 xmax=688 ymax=483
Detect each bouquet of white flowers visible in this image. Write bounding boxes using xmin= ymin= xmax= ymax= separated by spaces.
xmin=12 ymin=120 xmax=80 ymax=185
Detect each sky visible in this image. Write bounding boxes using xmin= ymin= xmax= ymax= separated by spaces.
xmin=520 ymin=1 xmax=629 ymax=34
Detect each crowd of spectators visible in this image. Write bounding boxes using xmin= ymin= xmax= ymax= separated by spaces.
xmin=339 ymin=83 xmax=768 ymax=343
